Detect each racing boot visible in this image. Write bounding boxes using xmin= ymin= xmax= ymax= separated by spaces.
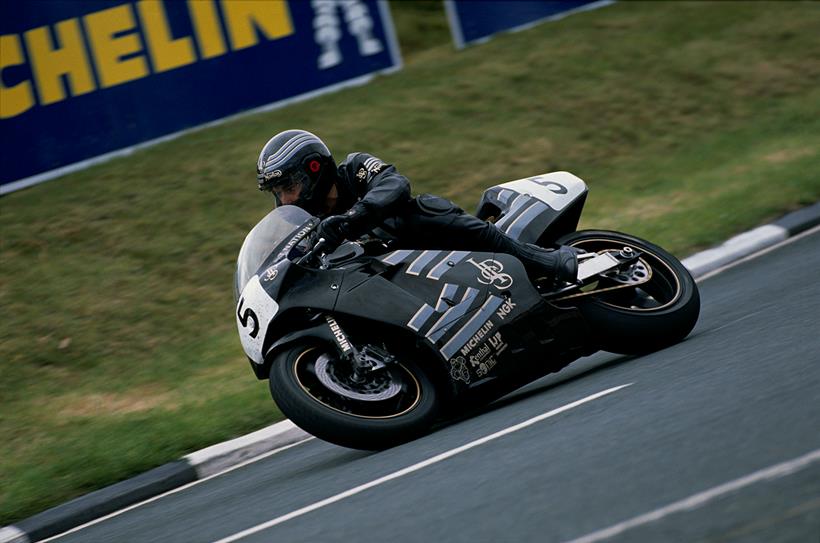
xmin=514 ymin=243 xmax=579 ymax=284
xmin=449 ymin=213 xmax=579 ymax=284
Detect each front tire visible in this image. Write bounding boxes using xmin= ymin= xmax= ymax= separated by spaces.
xmin=556 ymin=230 xmax=700 ymax=354
xmin=269 ymin=342 xmax=440 ymax=450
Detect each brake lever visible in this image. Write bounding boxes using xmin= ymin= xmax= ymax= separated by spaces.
xmin=296 ymin=238 xmax=329 ymax=267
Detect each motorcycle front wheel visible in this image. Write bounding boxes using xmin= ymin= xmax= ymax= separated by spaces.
xmin=269 ymin=342 xmax=440 ymax=450
xmin=556 ymin=230 xmax=700 ymax=354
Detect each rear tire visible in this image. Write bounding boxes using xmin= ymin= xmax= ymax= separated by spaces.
xmin=556 ymin=230 xmax=700 ymax=354
xmin=269 ymin=342 xmax=440 ymax=450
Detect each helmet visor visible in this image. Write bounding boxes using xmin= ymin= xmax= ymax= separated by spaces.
xmin=260 ymin=169 xmax=311 ymax=208
xmin=259 ymin=168 xmax=308 ymax=191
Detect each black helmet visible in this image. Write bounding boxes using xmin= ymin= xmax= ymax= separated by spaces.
xmin=256 ymin=129 xmax=336 ymax=215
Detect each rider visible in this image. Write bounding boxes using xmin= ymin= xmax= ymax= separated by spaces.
xmin=255 ymin=129 xmax=578 ymax=283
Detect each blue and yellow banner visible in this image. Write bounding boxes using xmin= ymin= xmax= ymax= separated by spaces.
xmin=444 ymin=0 xmax=613 ymax=49
xmin=0 ymin=0 xmax=400 ymax=193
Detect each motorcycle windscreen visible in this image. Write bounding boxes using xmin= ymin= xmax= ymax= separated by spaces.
xmin=235 ymin=205 xmax=313 ymax=296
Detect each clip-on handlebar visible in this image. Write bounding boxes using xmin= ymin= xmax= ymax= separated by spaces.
xmin=296 ymin=236 xmax=330 ymax=268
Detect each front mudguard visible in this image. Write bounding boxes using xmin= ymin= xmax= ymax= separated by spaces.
xmin=257 ymin=317 xmax=462 ymax=413
xmin=250 ymin=322 xmax=335 ymax=379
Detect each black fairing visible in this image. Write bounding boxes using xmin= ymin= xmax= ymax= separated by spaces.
xmin=255 ymin=246 xmax=593 ymax=402
xmin=241 ymin=174 xmax=596 ymax=398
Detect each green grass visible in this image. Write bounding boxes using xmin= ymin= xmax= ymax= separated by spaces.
xmin=1 ymin=1 xmax=819 ymax=524
xmin=390 ymin=0 xmax=451 ymax=60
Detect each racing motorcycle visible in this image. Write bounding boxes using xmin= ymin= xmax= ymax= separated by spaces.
xmin=235 ymin=172 xmax=700 ymax=450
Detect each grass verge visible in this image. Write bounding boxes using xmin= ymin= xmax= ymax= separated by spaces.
xmin=1 ymin=1 xmax=818 ymax=524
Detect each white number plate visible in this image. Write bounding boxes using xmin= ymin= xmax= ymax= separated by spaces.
xmin=499 ymin=171 xmax=587 ymax=211
xmin=236 ymin=275 xmax=279 ymax=364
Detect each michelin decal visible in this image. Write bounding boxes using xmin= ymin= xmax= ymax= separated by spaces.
xmin=3 ymin=0 xmax=401 ymax=193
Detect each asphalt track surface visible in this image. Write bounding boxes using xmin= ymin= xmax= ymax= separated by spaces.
xmin=47 ymin=229 xmax=820 ymax=543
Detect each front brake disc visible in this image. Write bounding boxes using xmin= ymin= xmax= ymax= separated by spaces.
xmin=314 ymin=354 xmax=402 ymax=401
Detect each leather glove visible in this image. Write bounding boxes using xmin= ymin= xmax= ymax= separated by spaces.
xmin=317 ymin=215 xmax=354 ymax=251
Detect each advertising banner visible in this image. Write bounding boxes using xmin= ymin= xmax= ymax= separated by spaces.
xmin=0 ymin=0 xmax=400 ymax=194
xmin=444 ymin=0 xmax=613 ymax=49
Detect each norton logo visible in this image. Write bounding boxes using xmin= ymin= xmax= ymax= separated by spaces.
xmin=262 ymin=266 xmax=278 ymax=282
xmin=467 ymin=258 xmax=513 ymax=290
xmin=276 ymin=220 xmax=317 ymax=261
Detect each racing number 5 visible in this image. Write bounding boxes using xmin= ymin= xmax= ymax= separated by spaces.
xmin=237 ymin=298 xmax=259 ymax=338
xmin=531 ymin=178 xmax=568 ymax=194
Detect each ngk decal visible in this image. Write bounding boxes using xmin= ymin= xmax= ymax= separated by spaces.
xmin=496 ymin=299 xmax=516 ymax=320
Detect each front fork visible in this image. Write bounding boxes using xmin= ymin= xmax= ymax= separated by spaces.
xmin=323 ymin=314 xmax=396 ymax=382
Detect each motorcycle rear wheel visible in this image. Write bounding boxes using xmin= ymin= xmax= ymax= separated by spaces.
xmin=269 ymin=342 xmax=440 ymax=450
xmin=556 ymin=230 xmax=700 ymax=354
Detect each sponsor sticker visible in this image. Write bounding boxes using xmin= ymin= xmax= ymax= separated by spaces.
xmin=495 ymin=298 xmax=516 ymax=320
xmin=264 ymin=169 xmax=283 ymax=181
xmin=467 ymin=258 xmax=514 ymax=290
xmin=262 ymin=265 xmax=279 ymax=282
xmin=465 ymin=329 xmax=509 ymax=378
xmin=468 ymin=342 xmax=493 ymax=367
xmin=449 ymin=356 xmax=471 ymax=384
xmin=276 ymin=220 xmax=317 ymax=261
xmin=487 ymin=331 xmax=508 ymax=355
xmin=325 ymin=315 xmax=352 ymax=353
xmin=459 ymin=320 xmax=494 ymax=357
xmin=476 ymin=355 xmax=498 ymax=378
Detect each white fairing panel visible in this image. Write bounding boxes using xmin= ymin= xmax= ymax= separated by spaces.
xmin=237 ymin=275 xmax=280 ymax=364
xmin=499 ymin=171 xmax=587 ymax=211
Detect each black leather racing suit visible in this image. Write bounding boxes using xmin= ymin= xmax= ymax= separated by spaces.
xmin=332 ymin=152 xmax=575 ymax=281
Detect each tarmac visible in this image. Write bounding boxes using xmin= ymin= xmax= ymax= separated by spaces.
xmin=2 ymin=201 xmax=818 ymax=543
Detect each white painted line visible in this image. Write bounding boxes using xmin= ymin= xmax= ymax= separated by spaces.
xmin=0 ymin=526 xmax=29 ymax=543
xmin=39 ymin=437 xmax=315 ymax=542
xmin=563 ymin=447 xmax=820 ymax=543
xmin=694 ymin=223 xmax=820 ymax=282
xmin=212 ymin=384 xmax=633 ymax=543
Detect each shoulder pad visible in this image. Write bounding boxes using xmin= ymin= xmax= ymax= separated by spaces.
xmin=350 ymin=153 xmax=388 ymax=182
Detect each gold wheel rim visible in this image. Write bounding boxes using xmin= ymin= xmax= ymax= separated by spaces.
xmin=570 ymin=238 xmax=682 ymax=312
